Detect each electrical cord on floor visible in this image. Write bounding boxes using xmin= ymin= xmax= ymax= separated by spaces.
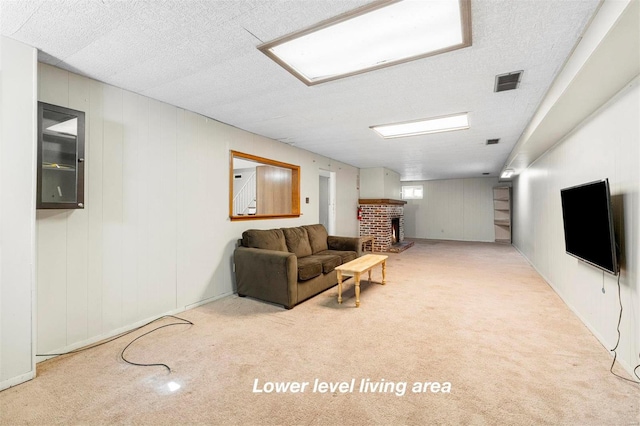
xmin=120 ymin=316 xmax=193 ymax=372
xmin=36 ymin=315 xmax=193 ymax=372
xmin=609 ymin=272 xmax=640 ymax=384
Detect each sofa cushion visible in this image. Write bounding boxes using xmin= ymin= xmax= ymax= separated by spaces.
xmin=242 ymin=229 xmax=287 ymax=252
xmin=297 ymin=256 xmax=322 ymax=281
xmin=304 ymin=224 xmax=329 ymax=254
xmin=282 ymin=227 xmax=312 ymax=258
xmin=317 ymin=249 xmax=357 ymax=264
xmin=307 ymin=254 xmax=342 ymax=274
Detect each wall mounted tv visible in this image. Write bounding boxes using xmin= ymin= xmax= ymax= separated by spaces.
xmin=560 ymin=179 xmax=618 ymax=275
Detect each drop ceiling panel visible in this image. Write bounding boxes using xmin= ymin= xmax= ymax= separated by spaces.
xmin=0 ymin=0 xmax=601 ymax=181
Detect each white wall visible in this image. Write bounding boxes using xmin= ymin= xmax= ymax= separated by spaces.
xmin=383 ymin=168 xmax=401 ymax=199
xmin=36 ymin=63 xmax=359 ymax=356
xmin=403 ymin=177 xmax=498 ymax=242
xmin=360 ymin=168 xmax=384 ymax=198
xmin=360 ymin=167 xmax=401 ymax=199
xmin=0 ymin=37 xmax=37 ymax=390
xmin=513 ymin=79 xmax=639 ymax=374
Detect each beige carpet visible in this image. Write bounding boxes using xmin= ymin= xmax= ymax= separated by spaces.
xmin=1 ymin=240 xmax=639 ymax=425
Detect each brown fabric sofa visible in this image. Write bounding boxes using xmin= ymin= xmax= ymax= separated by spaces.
xmin=234 ymin=224 xmax=362 ymax=309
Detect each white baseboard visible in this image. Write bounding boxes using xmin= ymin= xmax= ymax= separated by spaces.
xmin=185 ymin=291 xmax=234 ymax=310
xmin=36 ymin=293 xmax=233 ymax=364
xmin=0 ymin=370 xmax=36 ymax=392
xmin=512 ymin=244 xmax=637 ymax=379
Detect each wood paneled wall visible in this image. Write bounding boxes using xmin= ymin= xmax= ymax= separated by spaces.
xmin=256 ymin=166 xmax=292 ymax=214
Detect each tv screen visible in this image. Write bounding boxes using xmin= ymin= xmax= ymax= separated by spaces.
xmin=560 ymin=179 xmax=618 ymax=275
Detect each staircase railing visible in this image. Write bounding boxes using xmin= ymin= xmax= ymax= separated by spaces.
xmin=233 ymin=172 xmax=256 ymax=215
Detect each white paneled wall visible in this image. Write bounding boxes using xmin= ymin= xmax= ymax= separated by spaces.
xmin=403 ymin=178 xmax=498 ymax=242
xmin=36 ymin=64 xmax=359 ymax=356
xmin=0 ymin=37 xmax=37 ymax=390
xmin=359 ymin=167 xmax=401 ymax=199
xmin=513 ymin=79 xmax=639 ymax=374
xmin=465 ymin=178 xmax=503 ymax=241
xmin=383 ymin=168 xmax=401 ymax=199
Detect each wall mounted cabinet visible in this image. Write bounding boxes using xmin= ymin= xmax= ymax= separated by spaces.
xmin=37 ymin=102 xmax=85 ymax=209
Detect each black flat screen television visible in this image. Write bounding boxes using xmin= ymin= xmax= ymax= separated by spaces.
xmin=560 ymin=179 xmax=618 ymax=275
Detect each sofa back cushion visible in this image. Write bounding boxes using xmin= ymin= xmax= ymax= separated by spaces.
xmin=282 ymin=227 xmax=312 ymax=258
xmin=304 ymin=224 xmax=329 ymax=254
xmin=242 ymin=229 xmax=288 ymax=252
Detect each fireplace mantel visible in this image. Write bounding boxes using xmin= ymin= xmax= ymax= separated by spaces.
xmin=358 ymin=198 xmax=407 ymax=205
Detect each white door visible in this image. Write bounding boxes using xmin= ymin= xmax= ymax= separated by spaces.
xmin=319 ymin=170 xmax=336 ymax=234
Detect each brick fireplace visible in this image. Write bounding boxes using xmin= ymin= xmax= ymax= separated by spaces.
xmin=358 ymin=199 xmax=412 ymax=252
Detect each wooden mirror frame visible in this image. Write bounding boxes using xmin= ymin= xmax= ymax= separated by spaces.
xmin=229 ymin=150 xmax=301 ymax=221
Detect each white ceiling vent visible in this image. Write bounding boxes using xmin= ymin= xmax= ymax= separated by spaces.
xmin=494 ymin=71 xmax=523 ymax=92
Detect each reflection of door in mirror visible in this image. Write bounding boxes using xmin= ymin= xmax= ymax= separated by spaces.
xmin=256 ymin=166 xmax=292 ymax=215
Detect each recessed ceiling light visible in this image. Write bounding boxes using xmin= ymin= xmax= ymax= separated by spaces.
xmin=501 ymin=169 xmax=515 ymax=179
xmin=258 ymin=0 xmax=472 ymax=86
xmin=370 ymin=113 xmax=469 ymax=139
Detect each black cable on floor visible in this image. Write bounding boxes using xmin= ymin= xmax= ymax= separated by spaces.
xmin=120 ymin=316 xmax=193 ymax=371
xmin=609 ymin=272 xmax=640 ymax=384
xmin=36 ymin=315 xmax=193 ymax=372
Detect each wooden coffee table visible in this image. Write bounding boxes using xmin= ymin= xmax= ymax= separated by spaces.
xmin=335 ymin=254 xmax=388 ymax=307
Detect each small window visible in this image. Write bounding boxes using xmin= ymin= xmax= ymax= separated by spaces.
xmin=402 ymin=185 xmax=423 ymax=200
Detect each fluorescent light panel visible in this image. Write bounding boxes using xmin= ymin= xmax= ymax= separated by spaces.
xmin=501 ymin=169 xmax=514 ymax=179
xmin=371 ymin=113 xmax=469 ymax=139
xmin=259 ymin=0 xmax=471 ymax=85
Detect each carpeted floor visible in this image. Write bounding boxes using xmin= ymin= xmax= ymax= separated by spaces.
xmin=1 ymin=239 xmax=639 ymax=425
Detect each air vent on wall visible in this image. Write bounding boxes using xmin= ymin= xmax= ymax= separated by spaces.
xmin=486 ymin=138 xmax=500 ymax=145
xmin=494 ymin=71 xmax=523 ymax=92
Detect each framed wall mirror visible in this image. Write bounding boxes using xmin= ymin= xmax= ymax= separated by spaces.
xmin=229 ymin=150 xmax=301 ymax=220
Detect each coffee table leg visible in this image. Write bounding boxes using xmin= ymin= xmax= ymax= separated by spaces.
xmin=355 ymin=272 xmax=361 ymax=308
xmin=337 ymin=270 xmax=343 ymax=304
xmin=368 ymin=269 xmax=372 ymax=283
xmin=382 ymin=260 xmax=386 ymax=285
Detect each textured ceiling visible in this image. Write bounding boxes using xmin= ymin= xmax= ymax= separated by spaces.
xmin=0 ymin=0 xmax=601 ymax=181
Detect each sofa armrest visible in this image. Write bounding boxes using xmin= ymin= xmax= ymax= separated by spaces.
xmin=327 ymin=236 xmax=362 ymax=257
xmin=234 ymin=247 xmax=298 ymax=309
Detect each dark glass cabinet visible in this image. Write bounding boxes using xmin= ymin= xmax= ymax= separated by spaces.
xmin=37 ymin=102 xmax=85 ymax=209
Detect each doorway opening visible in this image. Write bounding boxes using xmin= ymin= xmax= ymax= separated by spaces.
xmin=319 ymin=170 xmax=336 ymax=234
